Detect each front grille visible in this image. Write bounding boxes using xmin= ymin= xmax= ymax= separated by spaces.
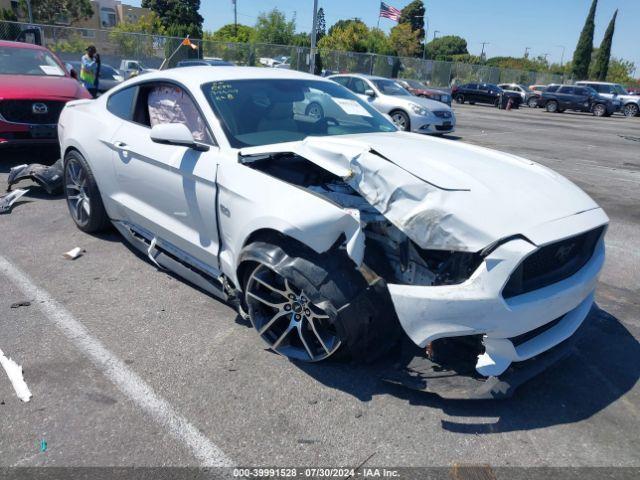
xmin=435 ymin=124 xmax=452 ymax=131
xmin=503 ymin=226 xmax=604 ymax=299
xmin=0 ymin=100 xmax=66 ymax=125
xmin=433 ymin=110 xmax=451 ymax=118
xmin=510 ymin=316 xmax=564 ymax=347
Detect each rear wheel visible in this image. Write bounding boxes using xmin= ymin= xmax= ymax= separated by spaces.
xmin=305 ymin=101 xmax=324 ymax=119
xmin=592 ymin=103 xmax=607 ymax=117
xmin=546 ymin=100 xmax=559 ymax=113
xmin=527 ymin=97 xmax=539 ymax=108
xmin=623 ymin=103 xmax=639 ymax=117
xmin=64 ymin=150 xmax=110 ymax=233
xmin=454 ymin=93 xmax=465 ymax=104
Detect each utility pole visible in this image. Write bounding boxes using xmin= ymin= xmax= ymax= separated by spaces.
xmin=542 ymin=53 xmax=549 ymax=62
xmin=480 ymin=41 xmax=489 ymax=60
xmin=232 ymin=0 xmax=237 ymax=36
xmin=433 ymin=30 xmax=440 ymax=40
xmin=25 ymin=0 xmax=33 ymax=23
xmin=556 ymin=45 xmax=566 ymax=67
xmin=524 ymin=47 xmax=531 ymax=58
xmin=309 ymin=0 xmax=319 ymax=74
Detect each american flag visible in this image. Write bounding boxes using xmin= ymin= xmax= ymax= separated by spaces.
xmin=379 ymin=2 xmax=402 ymax=22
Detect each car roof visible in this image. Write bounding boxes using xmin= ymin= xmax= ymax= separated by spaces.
xmin=0 ymin=39 xmax=48 ymax=51
xmin=575 ymin=81 xmax=616 ymax=85
xmin=138 ymin=66 xmax=328 ymax=89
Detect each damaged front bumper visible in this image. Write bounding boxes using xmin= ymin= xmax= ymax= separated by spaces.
xmin=386 ymin=209 xmax=607 ymax=381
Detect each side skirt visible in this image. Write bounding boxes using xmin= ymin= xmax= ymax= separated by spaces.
xmin=112 ymin=220 xmax=231 ymax=302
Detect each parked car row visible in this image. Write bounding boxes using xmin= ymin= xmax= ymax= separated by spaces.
xmin=451 ymin=83 xmax=523 ymax=108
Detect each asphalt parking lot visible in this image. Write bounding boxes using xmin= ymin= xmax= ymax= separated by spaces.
xmin=1 ymin=105 xmax=639 ymax=472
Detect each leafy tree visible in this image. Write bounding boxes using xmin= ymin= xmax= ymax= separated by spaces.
xmin=109 ymin=12 xmax=165 ymax=57
xmin=141 ymin=0 xmax=203 ymax=38
xmin=606 ymin=57 xmax=636 ymax=84
xmin=318 ymin=20 xmax=369 ymax=52
xmin=292 ymin=32 xmax=310 ymax=47
xmin=366 ymin=27 xmax=393 ymax=55
xmin=50 ymin=33 xmax=89 ymax=53
xmin=254 ymin=8 xmax=296 ymax=45
xmin=593 ymin=9 xmax=617 ymax=81
xmin=18 ymin=0 xmax=93 ymax=24
xmin=327 ymin=18 xmax=365 ymax=36
xmin=424 ymin=35 xmax=468 ymax=61
xmin=208 ymin=23 xmax=255 ymax=43
xmin=0 ymin=7 xmax=18 ymax=21
xmin=316 ymin=7 xmax=326 ymax=41
xmin=389 ymin=22 xmax=421 ymax=57
xmin=571 ymin=0 xmax=598 ymax=80
xmin=399 ymin=0 xmax=425 ymax=41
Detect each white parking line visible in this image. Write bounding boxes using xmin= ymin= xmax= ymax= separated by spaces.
xmin=0 ymin=348 xmax=32 ymax=402
xmin=0 ymin=255 xmax=233 ymax=467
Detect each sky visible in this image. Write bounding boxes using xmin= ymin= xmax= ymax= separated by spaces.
xmin=127 ymin=0 xmax=639 ymax=72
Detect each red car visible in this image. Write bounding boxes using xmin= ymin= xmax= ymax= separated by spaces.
xmin=397 ymin=79 xmax=452 ymax=106
xmin=0 ymin=40 xmax=91 ymax=148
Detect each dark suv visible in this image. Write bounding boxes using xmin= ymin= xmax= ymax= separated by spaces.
xmin=538 ymin=85 xmax=618 ymax=117
xmin=451 ymin=83 xmax=521 ymax=106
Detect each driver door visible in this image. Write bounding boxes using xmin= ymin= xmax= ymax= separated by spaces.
xmin=105 ymin=81 xmax=221 ymax=268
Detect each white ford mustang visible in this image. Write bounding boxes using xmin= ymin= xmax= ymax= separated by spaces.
xmin=58 ymin=67 xmax=608 ymax=397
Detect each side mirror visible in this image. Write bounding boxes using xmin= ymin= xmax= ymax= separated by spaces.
xmin=364 ymin=89 xmax=376 ymax=97
xmin=150 ymin=123 xmax=209 ymax=152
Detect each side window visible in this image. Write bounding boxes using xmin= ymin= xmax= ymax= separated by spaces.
xmin=106 ymin=86 xmax=137 ymax=120
xmin=575 ymin=87 xmax=589 ymax=96
xmin=133 ymin=82 xmax=214 ymax=144
xmin=332 ymin=76 xmax=350 ymax=87
xmin=350 ymin=78 xmax=367 ymax=94
xmin=546 ymin=85 xmax=559 ymax=93
xmin=558 ymin=86 xmax=574 ymax=94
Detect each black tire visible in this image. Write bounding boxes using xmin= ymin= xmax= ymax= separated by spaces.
xmin=305 ymin=101 xmax=324 ymax=119
xmin=592 ymin=103 xmax=607 ymax=117
xmin=527 ymin=97 xmax=539 ymax=108
xmin=546 ymin=100 xmax=559 ymax=113
xmin=63 ymin=150 xmax=110 ymax=233
xmin=494 ymin=98 xmax=500 ymax=108
xmin=622 ymin=103 xmax=639 ymax=117
xmin=390 ymin=110 xmax=411 ymax=131
xmin=454 ymin=93 xmax=465 ymax=104
xmin=239 ymin=239 xmax=400 ymax=363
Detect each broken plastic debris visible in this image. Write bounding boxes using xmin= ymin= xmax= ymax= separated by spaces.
xmin=0 ymin=348 xmax=32 ymax=402
xmin=7 ymin=159 xmax=64 ymax=195
xmin=63 ymin=247 xmax=85 ymax=260
xmin=0 ymin=189 xmax=29 ymax=214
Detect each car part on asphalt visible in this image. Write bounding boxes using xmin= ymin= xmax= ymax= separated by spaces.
xmin=62 ymin=247 xmax=85 ymax=260
xmin=0 ymin=189 xmax=29 ymax=214
xmin=7 ymin=159 xmax=64 ymax=195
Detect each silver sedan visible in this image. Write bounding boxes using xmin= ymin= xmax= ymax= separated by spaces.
xmin=329 ymin=74 xmax=456 ymax=135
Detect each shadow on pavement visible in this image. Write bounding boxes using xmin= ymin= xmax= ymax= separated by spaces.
xmin=291 ymin=304 xmax=639 ymax=433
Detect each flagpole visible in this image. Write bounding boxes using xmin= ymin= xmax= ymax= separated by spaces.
xmin=160 ymin=35 xmax=191 ymax=70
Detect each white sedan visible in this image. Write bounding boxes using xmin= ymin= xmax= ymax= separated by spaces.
xmin=58 ymin=67 xmax=607 ymax=398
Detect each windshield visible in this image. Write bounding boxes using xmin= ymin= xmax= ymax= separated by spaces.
xmin=202 ymin=79 xmax=397 ymax=148
xmin=372 ymin=79 xmax=412 ymax=96
xmin=0 ymin=46 xmax=65 ymax=76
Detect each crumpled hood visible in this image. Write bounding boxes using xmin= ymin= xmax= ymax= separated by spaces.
xmin=240 ymin=132 xmax=600 ymax=252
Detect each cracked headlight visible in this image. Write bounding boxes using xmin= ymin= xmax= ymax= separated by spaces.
xmin=410 ymin=103 xmax=430 ymax=116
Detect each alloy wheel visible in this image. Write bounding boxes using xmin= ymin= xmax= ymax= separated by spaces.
xmin=65 ymin=157 xmax=91 ymax=227
xmin=391 ymin=112 xmax=408 ymax=130
xmin=245 ymin=264 xmax=341 ymax=362
xmin=593 ymin=104 xmax=606 ymax=117
xmin=623 ymin=103 xmax=639 ymax=117
xmin=306 ymin=102 xmax=324 ymax=119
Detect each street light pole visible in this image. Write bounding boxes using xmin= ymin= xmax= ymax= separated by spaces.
xmin=232 ymin=0 xmax=237 ymax=37
xmin=524 ymin=47 xmax=531 ymax=58
xmin=309 ymin=0 xmax=319 ymax=74
xmin=25 ymin=0 xmax=33 ymax=23
xmin=556 ymin=45 xmax=566 ymax=67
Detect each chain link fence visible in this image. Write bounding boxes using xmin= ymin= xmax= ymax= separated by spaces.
xmin=1 ymin=20 xmax=565 ymax=87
